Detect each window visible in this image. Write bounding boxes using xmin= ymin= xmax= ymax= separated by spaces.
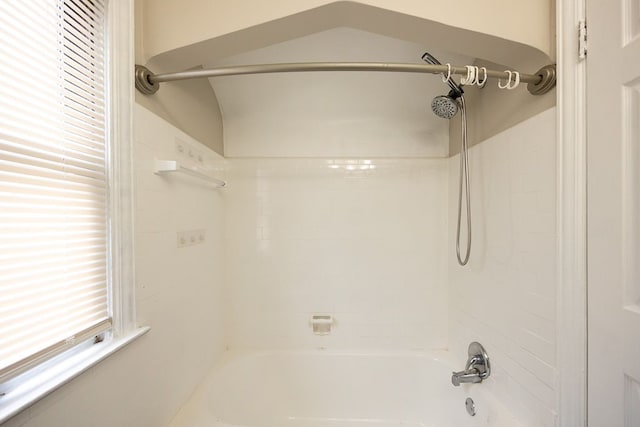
xmin=0 ymin=0 xmax=137 ymax=400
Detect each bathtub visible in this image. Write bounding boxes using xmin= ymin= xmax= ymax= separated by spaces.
xmin=169 ymin=350 xmax=522 ymax=427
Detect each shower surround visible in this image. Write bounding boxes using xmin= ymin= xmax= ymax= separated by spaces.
xmin=219 ymin=108 xmax=557 ymax=426
xmin=223 ymin=157 xmax=449 ymax=350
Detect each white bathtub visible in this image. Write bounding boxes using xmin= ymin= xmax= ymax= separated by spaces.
xmin=169 ymin=350 xmax=522 ymax=427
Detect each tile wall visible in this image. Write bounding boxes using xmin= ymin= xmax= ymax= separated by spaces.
xmin=132 ymin=105 xmax=227 ymax=420
xmin=448 ymin=108 xmax=557 ymax=427
xmin=223 ymin=158 xmax=449 ymax=350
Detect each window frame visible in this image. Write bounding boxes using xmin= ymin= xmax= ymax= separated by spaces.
xmin=0 ymin=0 xmax=144 ymax=422
xmin=106 ymin=0 xmax=136 ymax=336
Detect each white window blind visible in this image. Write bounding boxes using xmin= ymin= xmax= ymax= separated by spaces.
xmin=0 ymin=0 xmax=111 ymax=381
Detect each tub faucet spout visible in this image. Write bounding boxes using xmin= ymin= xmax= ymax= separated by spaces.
xmin=451 ymin=342 xmax=491 ymax=387
xmin=451 ymin=368 xmax=483 ymax=386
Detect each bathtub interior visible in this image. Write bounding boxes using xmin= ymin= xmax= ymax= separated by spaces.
xmin=170 ymin=351 xmax=522 ymax=427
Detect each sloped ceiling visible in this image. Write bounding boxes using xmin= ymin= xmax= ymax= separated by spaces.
xmin=138 ymin=1 xmax=552 ymax=157
xmin=206 ymin=28 xmax=473 ymax=158
xmin=143 ymin=1 xmax=552 ymax=69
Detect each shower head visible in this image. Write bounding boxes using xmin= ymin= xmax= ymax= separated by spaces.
xmin=421 ymin=51 xmax=464 ymax=119
xmin=431 ymin=92 xmax=459 ymax=119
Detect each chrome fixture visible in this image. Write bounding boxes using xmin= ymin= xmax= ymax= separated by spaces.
xmin=431 ymin=94 xmax=460 ymax=120
xmin=451 ymin=342 xmax=490 ymax=386
xmin=454 ymin=94 xmax=471 ymax=266
xmin=465 ymin=397 xmax=476 ymax=416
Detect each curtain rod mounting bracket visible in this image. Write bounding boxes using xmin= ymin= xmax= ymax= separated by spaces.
xmin=527 ymin=64 xmax=556 ymax=95
xmin=135 ymin=65 xmax=159 ymax=95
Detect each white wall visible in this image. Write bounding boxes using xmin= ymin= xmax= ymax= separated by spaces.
xmin=140 ymin=0 xmax=553 ymax=64
xmin=139 ymin=0 xmax=554 ymax=160
xmin=224 ymin=158 xmax=449 ymax=350
xmin=448 ymin=108 xmax=557 ymax=427
xmin=210 ymin=27 xmax=468 ymax=158
xmin=2 ymin=106 xmax=227 ymax=427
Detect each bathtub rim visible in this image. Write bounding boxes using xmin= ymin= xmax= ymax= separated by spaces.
xmin=170 ymin=347 xmax=525 ymax=427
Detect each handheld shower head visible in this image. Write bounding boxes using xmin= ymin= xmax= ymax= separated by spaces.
xmin=423 ymin=52 xmax=471 ymax=265
xmin=432 ymin=96 xmax=458 ymax=119
xmin=431 ymin=90 xmax=460 ymax=119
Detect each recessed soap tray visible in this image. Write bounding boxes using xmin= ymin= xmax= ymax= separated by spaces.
xmin=309 ymin=314 xmax=334 ymax=335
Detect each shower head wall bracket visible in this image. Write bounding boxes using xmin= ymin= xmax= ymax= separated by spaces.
xmin=527 ymin=64 xmax=556 ymax=95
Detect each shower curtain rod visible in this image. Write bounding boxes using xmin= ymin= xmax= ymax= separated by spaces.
xmin=134 ymin=62 xmax=556 ymax=96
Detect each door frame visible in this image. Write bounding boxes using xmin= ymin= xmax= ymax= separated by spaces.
xmin=557 ymin=0 xmax=587 ymax=425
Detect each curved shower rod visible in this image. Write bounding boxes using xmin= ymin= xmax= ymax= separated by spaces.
xmin=134 ymin=62 xmax=556 ymax=96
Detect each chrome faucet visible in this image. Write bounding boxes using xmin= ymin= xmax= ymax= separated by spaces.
xmin=451 ymin=342 xmax=490 ymax=387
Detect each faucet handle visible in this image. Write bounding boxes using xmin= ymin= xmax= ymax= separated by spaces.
xmin=451 ymin=342 xmax=491 ymax=387
xmin=466 ymin=342 xmax=491 ymax=379
xmin=464 ymin=355 xmax=481 ymax=370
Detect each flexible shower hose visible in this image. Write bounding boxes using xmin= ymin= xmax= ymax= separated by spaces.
xmin=456 ymin=96 xmax=471 ymax=266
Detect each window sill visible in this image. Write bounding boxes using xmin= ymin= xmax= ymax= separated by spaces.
xmin=0 ymin=326 xmax=150 ymax=424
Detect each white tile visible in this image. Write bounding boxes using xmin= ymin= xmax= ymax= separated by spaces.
xmin=130 ymin=104 xmax=228 ymax=424
xmin=448 ymin=108 xmax=557 ymax=426
xmin=224 ymin=158 xmax=449 ymax=351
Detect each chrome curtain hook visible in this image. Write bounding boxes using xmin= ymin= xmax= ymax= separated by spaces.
xmin=498 ymin=70 xmax=512 ymax=89
xmin=507 ymin=71 xmax=520 ymax=90
xmin=476 ymin=67 xmax=488 ymax=87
